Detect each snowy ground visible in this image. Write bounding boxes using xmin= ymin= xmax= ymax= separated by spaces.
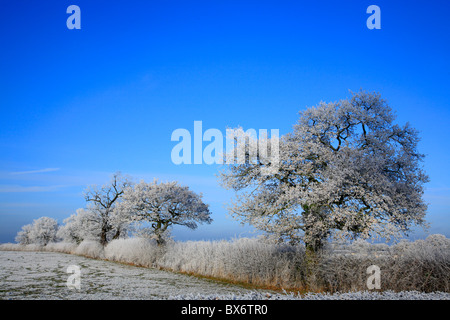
xmin=0 ymin=251 xmax=270 ymax=300
xmin=1 ymin=251 xmax=449 ymax=300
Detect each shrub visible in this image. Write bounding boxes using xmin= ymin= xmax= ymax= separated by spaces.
xmin=74 ymin=240 xmax=105 ymax=259
xmin=104 ymin=238 xmax=164 ymax=267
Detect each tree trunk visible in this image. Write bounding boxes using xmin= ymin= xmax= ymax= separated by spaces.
xmin=100 ymin=225 xmax=108 ymax=246
xmin=112 ymin=228 xmax=121 ymax=240
xmin=303 ymin=217 xmax=326 ymax=291
xmin=302 ymin=204 xmax=328 ymax=253
xmin=304 ymin=237 xmax=325 ymax=253
xmin=304 ymin=245 xmax=322 ymax=292
xmin=153 ymin=221 xmax=169 ymax=246
xmin=155 ymin=235 xmax=165 ymax=246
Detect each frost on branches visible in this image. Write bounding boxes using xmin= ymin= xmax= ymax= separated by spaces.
xmin=83 ymin=172 xmax=133 ymax=246
xmin=116 ymin=180 xmax=212 ymax=245
xmin=56 ymin=208 xmax=103 ymax=244
xmin=219 ymin=90 xmax=429 ymax=251
xmin=15 ymin=217 xmax=58 ymax=246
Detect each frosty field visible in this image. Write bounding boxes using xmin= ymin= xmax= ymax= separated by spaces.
xmin=1 ymin=250 xmax=449 ymax=300
xmin=0 ymin=251 xmax=268 ymax=300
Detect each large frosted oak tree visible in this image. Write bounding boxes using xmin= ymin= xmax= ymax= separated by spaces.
xmin=117 ymin=180 xmax=212 ymax=245
xmin=220 ymin=91 xmax=429 ymax=251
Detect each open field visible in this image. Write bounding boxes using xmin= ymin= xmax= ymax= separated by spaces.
xmin=0 ymin=250 xmax=273 ymax=300
xmin=1 ymin=234 xmax=450 ymax=300
xmin=1 ymin=251 xmax=449 ymax=300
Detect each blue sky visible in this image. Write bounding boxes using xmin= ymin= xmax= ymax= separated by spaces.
xmin=0 ymin=0 xmax=449 ymax=243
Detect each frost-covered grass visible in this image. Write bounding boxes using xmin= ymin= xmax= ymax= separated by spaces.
xmin=157 ymin=238 xmax=305 ymax=289
xmin=1 ymin=234 xmax=449 ymax=295
xmin=319 ymin=235 xmax=450 ymax=293
xmin=104 ymin=237 xmax=164 ymax=268
xmin=0 ymin=251 xmax=267 ymax=300
xmin=1 ymin=251 xmax=447 ymax=300
xmin=170 ymin=290 xmax=450 ymax=300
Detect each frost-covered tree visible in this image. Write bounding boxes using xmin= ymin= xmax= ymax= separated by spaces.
xmin=15 ymin=223 xmax=33 ymax=245
xmin=15 ymin=217 xmax=59 ymax=246
xmin=117 ymin=180 xmax=212 ymax=245
xmin=220 ymin=90 xmax=429 ymax=251
xmin=84 ymin=172 xmax=133 ymax=246
xmin=29 ymin=217 xmax=59 ymax=245
xmin=56 ymin=208 xmax=101 ymax=244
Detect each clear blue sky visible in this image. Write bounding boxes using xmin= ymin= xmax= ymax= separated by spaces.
xmin=1 ymin=0 xmax=449 ymax=243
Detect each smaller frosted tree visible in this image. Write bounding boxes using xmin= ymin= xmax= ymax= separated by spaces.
xmin=30 ymin=217 xmax=59 ymax=245
xmin=56 ymin=208 xmax=101 ymax=244
xmin=84 ymin=171 xmax=133 ymax=245
xmin=15 ymin=224 xmax=33 ymax=245
xmin=16 ymin=217 xmax=59 ymax=246
xmin=117 ymin=180 xmax=212 ymax=245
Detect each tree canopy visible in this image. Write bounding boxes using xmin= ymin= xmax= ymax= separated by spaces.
xmin=116 ymin=180 xmax=212 ymax=244
xmin=220 ymin=90 xmax=429 ymax=251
